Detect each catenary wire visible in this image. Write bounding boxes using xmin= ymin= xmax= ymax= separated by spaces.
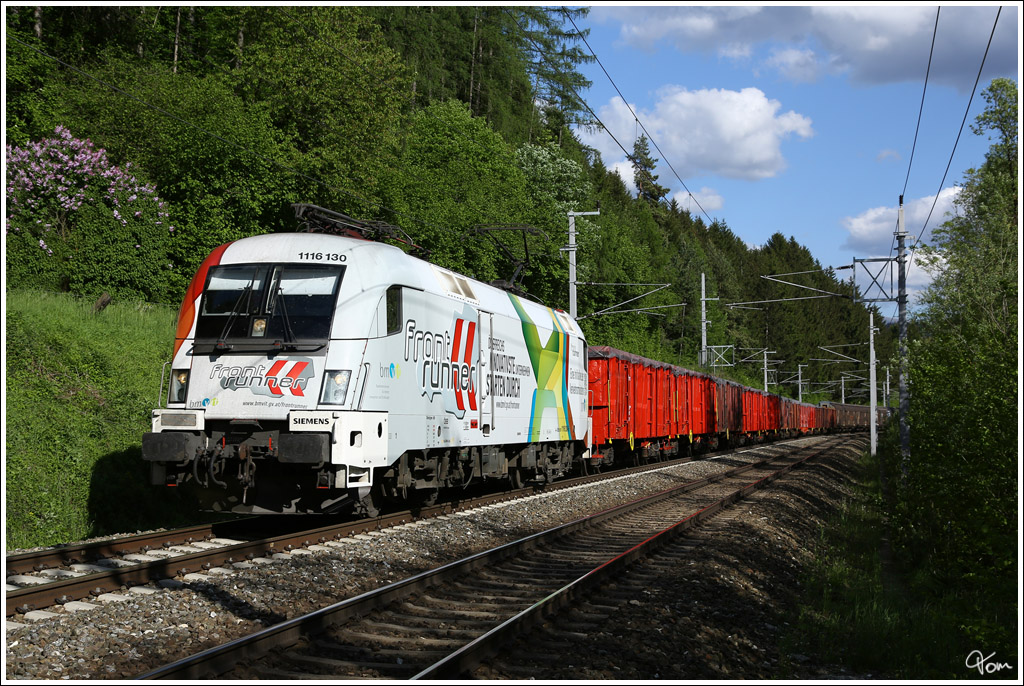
xmin=905 ymin=6 xmax=1003 ymax=283
xmin=902 ymin=7 xmax=941 ymax=200
xmin=504 ymin=8 xmax=717 ymax=228
xmin=564 ymin=11 xmax=714 ymax=225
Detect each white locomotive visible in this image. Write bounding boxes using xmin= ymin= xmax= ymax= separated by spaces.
xmin=143 ymin=223 xmax=590 ymax=515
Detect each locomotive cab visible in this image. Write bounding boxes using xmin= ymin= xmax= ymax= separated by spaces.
xmin=144 ymin=235 xmax=392 ymax=514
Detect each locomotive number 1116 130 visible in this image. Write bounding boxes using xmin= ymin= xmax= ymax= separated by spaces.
xmin=297 ymin=252 xmax=347 ymax=262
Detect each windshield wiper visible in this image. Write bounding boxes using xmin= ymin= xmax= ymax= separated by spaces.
xmin=270 ymin=285 xmax=299 ymax=350
xmin=215 ymin=280 xmax=255 ymax=351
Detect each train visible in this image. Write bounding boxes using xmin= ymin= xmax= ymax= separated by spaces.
xmin=142 ymin=217 xmax=885 ymax=516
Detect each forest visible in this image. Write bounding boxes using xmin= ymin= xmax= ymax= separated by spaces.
xmin=5 ymin=5 xmax=896 ymax=399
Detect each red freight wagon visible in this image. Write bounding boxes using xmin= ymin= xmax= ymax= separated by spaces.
xmin=798 ymin=403 xmax=816 ymax=433
xmin=823 ymin=402 xmax=873 ymax=431
xmin=718 ymin=379 xmax=744 ymax=437
xmin=767 ymin=394 xmax=781 ymax=433
xmin=820 ymin=404 xmax=837 ymax=432
xmin=682 ymin=370 xmax=716 ymax=441
xmin=669 ymin=370 xmax=688 ymax=439
xmin=654 ymin=365 xmax=674 ymax=440
xmin=588 ymin=347 xmax=669 ymax=460
xmin=779 ymin=397 xmax=794 ymax=435
xmin=633 ymin=357 xmax=654 ymax=442
xmin=587 ymin=346 xmax=633 ymax=454
xmin=589 ymin=345 xmax=862 ymax=457
xmin=742 ymin=388 xmax=774 ymax=434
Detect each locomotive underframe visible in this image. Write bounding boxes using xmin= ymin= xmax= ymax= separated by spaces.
xmin=144 ymin=414 xmax=590 ymax=514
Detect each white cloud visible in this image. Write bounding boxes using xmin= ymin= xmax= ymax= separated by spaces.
xmin=765 ymin=47 xmax=821 ymax=83
xmin=719 ymin=43 xmax=752 ymax=60
xmin=608 ymin=159 xmax=638 ymax=196
xmin=841 ymin=187 xmax=960 ymax=256
xmin=840 ymin=188 xmax=961 ymax=302
xmin=577 ymin=88 xmax=813 ymax=182
xmin=594 ymin=5 xmax=1018 ymax=90
xmin=674 ymin=186 xmax=723 ymax=212
xmin=876 ymin=149 xmax=901 ymax=163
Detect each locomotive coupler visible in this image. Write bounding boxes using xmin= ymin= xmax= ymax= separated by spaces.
xmin=238 ymin=444 xmax=257 ymax=503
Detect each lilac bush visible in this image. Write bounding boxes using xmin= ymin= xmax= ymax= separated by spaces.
xmin=6 ymin=126 xmax=173 ymax=300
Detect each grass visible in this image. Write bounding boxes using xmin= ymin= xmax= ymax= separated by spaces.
xmin=783 ymin=448 xmax=1019 ymax=679
xmin=5 ymin=288 xmax=214 ymax=549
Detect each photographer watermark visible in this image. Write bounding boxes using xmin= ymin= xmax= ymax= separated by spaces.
xmin=965 ymin=650 xmax=1013 ymax=676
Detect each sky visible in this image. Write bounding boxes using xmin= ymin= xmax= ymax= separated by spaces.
xmin=567 ymin=3 xmax=1020 ymax=315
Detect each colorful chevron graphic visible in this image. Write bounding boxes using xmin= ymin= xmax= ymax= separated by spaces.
xmin=509 ymin=294 xmax=575 ymax=441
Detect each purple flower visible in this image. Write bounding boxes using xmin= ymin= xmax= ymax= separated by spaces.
xmin=7 ymin=125 xmax=175 ymax=251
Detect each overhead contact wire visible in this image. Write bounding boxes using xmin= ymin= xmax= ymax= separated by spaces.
xmin=906 ymin=6 xmax=1002 ymax=286
xmin=565 ymin=12 xmax=713 ymax=225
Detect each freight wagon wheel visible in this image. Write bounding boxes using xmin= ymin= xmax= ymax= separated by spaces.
xmin=415 ymin=487 xmax=439 ymax=508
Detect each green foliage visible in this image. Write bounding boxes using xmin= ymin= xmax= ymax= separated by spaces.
xmin=47 ymin=58 xmax=297 ymax=300
xmin=5 ymin=290 xmax=211 ymax=549
xmin=788 ymin=447 xmax=1018 ymax=678
xmin=4 ymin=11 xmax=66 ymax=146
xmin=231 ymin=6 xmax=408 ymax=218
xmin=882 ymin=78 xmax=1018 ymax=651
xmin=366 ymin=6 xmax=594 ymax=145
xmin=6 ymin=126 xmax=174 ymax=302
xmin=383 ymin=99 xmax=532 ymax=282
xmin=632 ymin=134 xmax=670 ymax=205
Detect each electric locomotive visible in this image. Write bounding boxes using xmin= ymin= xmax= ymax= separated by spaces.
xmin=143 ymin=226 xmax=589 ymax=515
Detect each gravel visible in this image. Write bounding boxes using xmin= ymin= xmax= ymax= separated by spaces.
xmin=474 ymin=434 xmax=876 ymax=680
xmin=5 ymin=435 xmax=855 ymax=680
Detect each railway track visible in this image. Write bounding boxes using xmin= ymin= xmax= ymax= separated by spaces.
xmin=136 ymin=435 xmax=854 ymax=680
xmin=6 ymin=437 xmax=787 ymax=619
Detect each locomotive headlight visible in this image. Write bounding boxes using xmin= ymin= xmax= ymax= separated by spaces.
xmin=320 ymin=370 xmax=351 ymax=405
xmin=170 ymin=370 xmax=190 ymax=404
xmin=251 ymin=317 xmax=267 ymax=337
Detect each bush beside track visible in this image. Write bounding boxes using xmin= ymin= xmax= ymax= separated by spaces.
xmin=5 ymin=289 xmax=214 ymax=549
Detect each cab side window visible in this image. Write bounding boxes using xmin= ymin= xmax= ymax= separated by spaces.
xmin=386 ymin=286 xmax=402 ymax=335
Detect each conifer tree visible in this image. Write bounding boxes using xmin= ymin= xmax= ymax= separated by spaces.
xmin=632 ymin=134 xmax=669 ymax=205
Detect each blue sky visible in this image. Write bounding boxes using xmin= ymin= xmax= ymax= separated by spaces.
xmin=568 ymin=4 xmax=1019 ymax=313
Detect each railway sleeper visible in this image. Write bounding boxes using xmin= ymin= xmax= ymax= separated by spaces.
xmin=378 ymin=610 xmax=496 ymax=632
xmin=336 ymin=628 xmax=467 ymax=651
xmin=283 ymin=652 xmax=418 ymax=677
xmin=314 ymin=638 xmax=448 ymax=661
xmin=357 ymin=619 xmax=484 ymax=641
xmin=413 ymin=593 xmax=525 ymax=613
xmin=398 ymin=599 xmax=504 ymax=621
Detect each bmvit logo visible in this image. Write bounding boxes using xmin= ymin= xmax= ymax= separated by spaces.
xmin=210 ymin=359 xmax=315 ymax=397
xmin=380 ymin=363 xmax=402 ymax=379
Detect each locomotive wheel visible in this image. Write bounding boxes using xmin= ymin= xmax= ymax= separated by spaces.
xmin=357 ymin=484 xmax=384 ymax=518
xmin=509 ymin=468 xmax=525 ymax=489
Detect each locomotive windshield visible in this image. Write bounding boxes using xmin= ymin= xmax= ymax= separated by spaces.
xmin=193 ymin=263 xmax=345 ymax=353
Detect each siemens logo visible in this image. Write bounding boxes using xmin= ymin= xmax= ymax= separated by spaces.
xmin=293 ymin=417 xmax=330 ymax=425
